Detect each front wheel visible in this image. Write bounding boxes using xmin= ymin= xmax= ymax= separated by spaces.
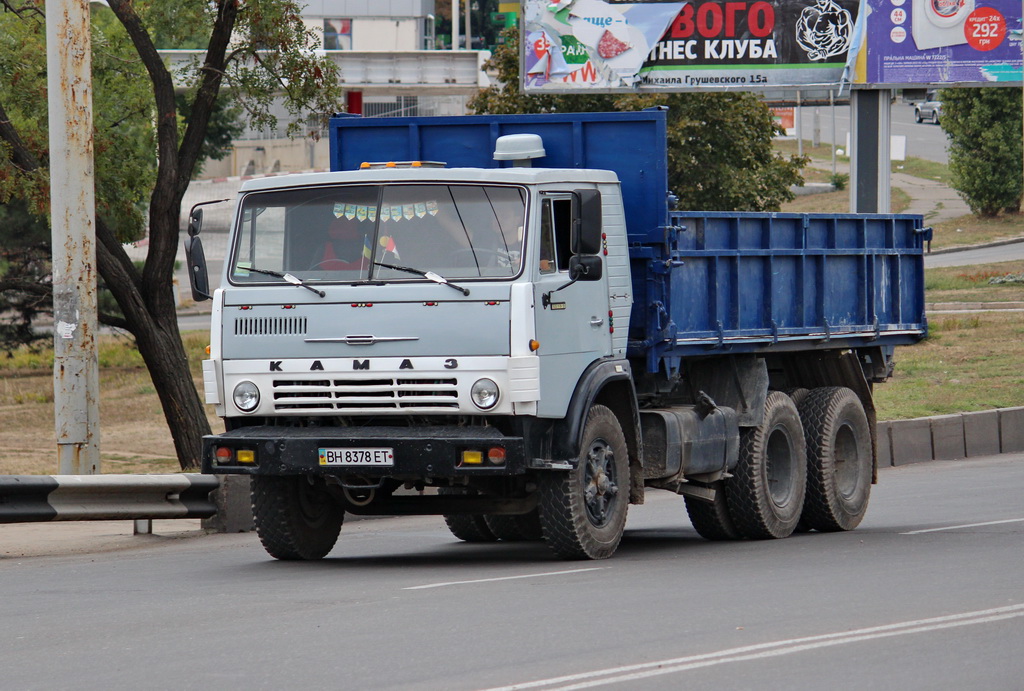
xmin=915 ymin=109 xmax=923 ymax=123
xmin=538 ymin=405 xmax=629 ymax=560
xmin=725 ymin=391 xmax=807 ymax=539
xmin=251 ymin=475 xmax=344 ymax=560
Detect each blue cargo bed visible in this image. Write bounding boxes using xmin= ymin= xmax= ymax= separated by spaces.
xmin=628 ymin=211 xmax=928 ymax=372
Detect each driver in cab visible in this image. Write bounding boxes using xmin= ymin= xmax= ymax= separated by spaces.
xmin=317 ymin=215 xmax=368 ymax=271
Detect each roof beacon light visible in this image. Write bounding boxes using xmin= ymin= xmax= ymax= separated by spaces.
xmin=359 ymin=160 xmax=446 ymax=169
xmin=493 ymin=134 xmax=545 ymax=168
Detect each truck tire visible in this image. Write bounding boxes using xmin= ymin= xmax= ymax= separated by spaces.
xmin=251 ymin=475 xmax=343 ymax=560
xmin=784 ymin=387 xmax=810 ymax=408
xmin=798 ymin=387 xmax=872 ymax=532
xmin=725 ymin=391 xmax=807 ymax=539
xmin=439 ymin=488 xmax=498 ymax=542
xmin=684 ymin=483 xmax=742 ymax=540
xmin=484 ymin=512 xmax=544 ymax=541
xmin=538 ymin=405 xmax=629 ymax=560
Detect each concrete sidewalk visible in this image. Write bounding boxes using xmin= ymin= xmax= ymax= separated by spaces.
xmin=0 ymin=519 xmax=208 ymax=560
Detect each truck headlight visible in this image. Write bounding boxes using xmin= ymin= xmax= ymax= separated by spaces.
xmin=470 ymin=378 xmax=499 ymax=410
xmin=232 ymin=380 xmax=260 ymax=412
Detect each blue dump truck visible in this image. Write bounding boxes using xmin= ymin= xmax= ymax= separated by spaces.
xmin=187 ymin=110 xmax=928 ymax=560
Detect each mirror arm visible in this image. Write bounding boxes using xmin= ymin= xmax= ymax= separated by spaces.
xmin=541 ymin=265 xmax=584 ymax=308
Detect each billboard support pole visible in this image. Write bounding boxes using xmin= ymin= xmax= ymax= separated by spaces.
xmin=796 ymin=90 xmax=803 ymax=158
xmin=850 ymin=89 xmax=892 ymax=213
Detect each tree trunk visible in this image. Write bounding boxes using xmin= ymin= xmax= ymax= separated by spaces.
xmin=96 ymin=216 xmax=212 ymax=470
xmin=134 ymin=319 xmax=212 ymax=470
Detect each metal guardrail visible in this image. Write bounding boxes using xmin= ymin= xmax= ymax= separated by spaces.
xmin=0 ymin=474 xmax=219 ymax=524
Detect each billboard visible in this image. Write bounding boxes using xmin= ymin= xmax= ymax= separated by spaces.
xmin=521 ymin=0 xmax=1022 ymax=91
xmin=848 ymin=0 xmax=1023 ymax=84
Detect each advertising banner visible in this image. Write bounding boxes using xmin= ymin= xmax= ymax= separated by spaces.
xmin=521 ymin=0 xmax=1022 ymax=91
xmin=849 ymin=0 xmax=1023 ymax=84
xmin=523 ymin=0 xmax=861 ymax=91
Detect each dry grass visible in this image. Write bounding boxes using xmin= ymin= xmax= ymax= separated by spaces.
xmin=0 ymin=332 xmax=219 ymax=475
xmin=926 ymin=260 xmax=1024 ymax=303
xmin=875 ymin=312 xmax=1024 ymax=420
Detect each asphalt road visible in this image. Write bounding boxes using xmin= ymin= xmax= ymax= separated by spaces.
xmin=794 ymin=102 xmax=949 ymax=164
xmin=2 ymin=455 xmax=1022 ymax=689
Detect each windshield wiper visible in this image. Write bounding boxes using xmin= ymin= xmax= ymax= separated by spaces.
xmin=374 ymin=262 xmax=470 ymax=296
xmin=240 ymin=266 xmax=326 ymax=298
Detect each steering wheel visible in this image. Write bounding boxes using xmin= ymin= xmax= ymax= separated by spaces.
xmin=307 ymin=258 xmax=362 ymax=271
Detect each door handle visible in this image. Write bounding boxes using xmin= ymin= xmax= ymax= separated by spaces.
xmin=590 ymin=317 xmax=604 ymax=327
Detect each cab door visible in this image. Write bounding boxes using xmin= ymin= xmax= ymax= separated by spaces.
xmin=533 ymin=193 xmax=611 ymax=418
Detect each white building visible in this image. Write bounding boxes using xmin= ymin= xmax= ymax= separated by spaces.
xmin=194 ymin=0 xmax=491 ymax=178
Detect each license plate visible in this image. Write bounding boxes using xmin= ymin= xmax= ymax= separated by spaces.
xmin=318 ymin=447 xmax=394 ymax=467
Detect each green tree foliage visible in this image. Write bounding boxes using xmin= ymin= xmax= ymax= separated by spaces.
xmin=0 ymin=199 xmax=49 ymax=351
xmin=940 ymin=87 xmax=1023 ymax=217
xmin=0 ymin=0 xmax=341 ymax=469
xmin=469 ymin=26 xmax=806 ymax=212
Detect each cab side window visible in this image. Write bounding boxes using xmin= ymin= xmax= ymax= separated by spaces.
xmin=539 ymin=197 xmax=573 ymax=274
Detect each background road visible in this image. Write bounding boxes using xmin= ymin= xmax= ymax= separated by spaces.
xmin=3 ymin=455 xmax=1022 ymax=689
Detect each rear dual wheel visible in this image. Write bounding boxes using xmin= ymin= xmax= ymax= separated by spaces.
xmin=484 ymin=512 xmax=544 ymax=541
xmin=798 ymin=387 xmax=873 ymax=532
xmin=684 ymin=482 xmax=742 ymax=540
xmin=440 ymin=487 xmax=498 ymax=542
xmin=725 ymin=391 xmax=807 ymax=539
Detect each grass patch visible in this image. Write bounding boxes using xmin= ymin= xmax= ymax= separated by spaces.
xmin=929 ymin=213 xmax=1024 ymax=250
xmin=875 ymin=312 xmax=1024 ymax=419
xmin=780 ymin=186 xmax=911 ymax=214
xmin=925 ymin=260 xmax=1024 ymax=303
xmin=891 ymin=157 xmax=951 ymax=184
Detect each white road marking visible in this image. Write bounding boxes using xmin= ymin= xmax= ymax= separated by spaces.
xmin=404 ymin=567 xmax=606 ymax=591
xmin=901 ymin=517 xmax=1024 ymax=535
xmin=482 ymin=604 xmax=1024 ymax=691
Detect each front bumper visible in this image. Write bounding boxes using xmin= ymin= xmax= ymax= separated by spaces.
xmin=201 ymin=424 xmax=526 ymax=477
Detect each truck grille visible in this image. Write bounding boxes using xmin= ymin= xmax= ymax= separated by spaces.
xmin=272 ymin=377 xmax=459 ymax=412
xmin=234 ymin=317 xmax=308 ymax=336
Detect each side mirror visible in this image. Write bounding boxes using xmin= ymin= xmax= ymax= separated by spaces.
xmin=569 ymin=255 xmax=602 ymax=282
xmin=184 ymin=235 xmax=211 ymax=302
xmin=572 ymin=189 xmax=602 ymax=255
xmin=187 ymin=207 xmax=203 ymax=238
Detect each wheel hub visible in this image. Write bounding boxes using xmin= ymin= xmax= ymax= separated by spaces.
xmin=584 ymin=440 xmax=619 ymax=527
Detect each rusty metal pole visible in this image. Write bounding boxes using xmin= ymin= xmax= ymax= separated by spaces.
xmin=46 ymin=0 xmax=101 ymax=474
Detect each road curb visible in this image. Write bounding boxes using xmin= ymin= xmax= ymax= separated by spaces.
xmin=878 ymin=406 xmax=1024 ymax=468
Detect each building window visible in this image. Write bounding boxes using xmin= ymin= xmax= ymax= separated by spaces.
xmin=324 ymin=18 xmax=352 ymax=50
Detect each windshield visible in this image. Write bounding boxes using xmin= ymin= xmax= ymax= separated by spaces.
xmin=230 ymin=183 xmax=526 ymax=285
